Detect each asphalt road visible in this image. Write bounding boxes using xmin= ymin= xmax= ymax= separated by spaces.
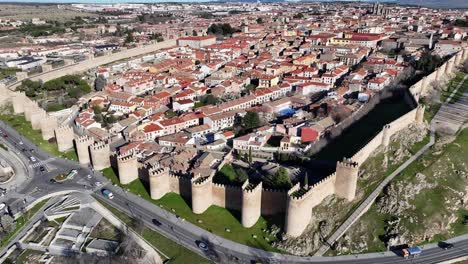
xmin=0 ymin=119 xmax=467 ymax=264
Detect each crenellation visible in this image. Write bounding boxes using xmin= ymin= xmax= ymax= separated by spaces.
xmin=191 ymin=175 xmax=213 ymax=214
xmin=149 ymin=167 xmax=171 ymax=200
xmin=241 ymin=180 xmax=263 ymax=228
xmin=90 ymin=141 xmax=111 ymax=170
xmin=117 ymin=153 xmax=139 ymax=184
xmin=75 ymin=135 xmax=94 ymax=165
xmin=54 ymin=125 xmax=74 ymax=152
xmin=40 ymin=116 xmax=58 ymax=140
xmin=334 ymin=159 xmax=359 ymax=201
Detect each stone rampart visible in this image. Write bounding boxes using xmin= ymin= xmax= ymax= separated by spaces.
xmin=149 ymin=167 xmax=170 ymax=200
xmin=285 ymin=183 xmax=314 ymax=237
xmin=75 ymin=135 xmax=93 ymax=165
xmin=241 ymin=181 xmax=263 ymax=228
xmin=191 ymin=176 xmax=213 ymax=214
xmin=54 ymin=125 xmax=74 ymax=152
xmin=90 ymin=141 xmax=110 ymax=170
xmin=117 ymin=153 xmax=138 ymax=185
xmin=40 ymin=116 xmax=58 ymax=140
xmin=212 ymin=183 xmax=242 ymax=210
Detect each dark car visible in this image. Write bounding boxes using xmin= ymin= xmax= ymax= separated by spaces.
xmin=40 ymin=166 xmax=45 ymax=172
xmin=152 ymin=219 xmax=162 ymax=226
xmin=196 ymin=240 xmax=208 ymax=251
xmin=438 ymin=241 xmax=454 ymax=250
xmin=49 ymin=179 xmax=60 ymax=184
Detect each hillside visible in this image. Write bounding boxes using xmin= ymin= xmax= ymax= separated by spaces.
xmin=332 ymin=127 xmax=468 ymax=255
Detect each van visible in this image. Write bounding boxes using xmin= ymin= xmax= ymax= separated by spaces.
xmin=102 ymin=189 xmax=114 ymax=199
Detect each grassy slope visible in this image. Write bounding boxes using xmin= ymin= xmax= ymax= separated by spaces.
xmin=339 ymin=128 xmax=468 ymax=253
xmin=0 ymin=113 xmax=77 ymax=161
xmin=101 ymin=168 xmax=282 ymax=252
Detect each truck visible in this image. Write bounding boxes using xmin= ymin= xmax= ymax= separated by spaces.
xmin=402 ymin=246 xmax=422 ymax=258
xmin=101 ymin=189 xmax=114 ymax=199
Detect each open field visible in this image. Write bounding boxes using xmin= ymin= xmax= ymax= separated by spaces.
xmin=0 ymin=4 xmax=96 ymax=21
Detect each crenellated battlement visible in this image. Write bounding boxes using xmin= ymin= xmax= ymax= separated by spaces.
xmin=91 ymin=141 xmax=108 ymax=151
xmin=149 ymin=166 xmax=170 ymax=177
xmin=191 ymin=175 xmax=213 ymax=186
xmin=76 ymin=135 xmax=94 ymax=144
xmin=336 ymin=158 xmax=358 ymax=169
xmin=310 ymin=172 xmax=336 ymax=190
xmin=55 ymin=125 xmax=74 ymax=152
xmin=242 ymin=180 xmax=262 ymax=194
xmin=117 ymin=153 xmax=136 ymax=163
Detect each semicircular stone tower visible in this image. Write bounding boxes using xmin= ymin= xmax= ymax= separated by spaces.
xmin=54 ymin=125 xmax=74 ymax=152
xmin=75 ymin=135 xmax=94 ymax=166
xmin=149 ymin=166 xmax=170 ymax=200
xmin=191 ymin=175 xmax=213 ymax=214
xmin=117 ymin=153 xmax=138 ymax=185
xmin=241 ymin=180 xmax=262 ymax=228
xmin=90 ymin=141 xmax=111 ymax=170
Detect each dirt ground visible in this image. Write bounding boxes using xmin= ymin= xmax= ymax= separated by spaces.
xmin=0 ymin=4 xmax=96 ymax=21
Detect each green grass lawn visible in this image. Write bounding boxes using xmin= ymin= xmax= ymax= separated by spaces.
xmin=0 ymin=199 xmax=49 ymax=248
xmin=0 ymin=113 xmax=77 ymax=161
xmin=440 ymin=73 xmax=467 ymax=103
xmin=96 ymin=196 xmax=212 ymax=264
xmin=0 ymin=68 xmax=20 ymax=80
xmin=101 ymin=168 xmax=283 ymax=252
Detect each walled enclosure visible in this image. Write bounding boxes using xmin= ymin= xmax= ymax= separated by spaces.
xmin=9 ymin=47 xmax=458 ymax=238
xmin=117 ymin=153 xmax=138 ymax=185
xmin=90 ymin=141 xmax=111 ymax=170
xmin=144 ymin=49 xmax=467 ymax=237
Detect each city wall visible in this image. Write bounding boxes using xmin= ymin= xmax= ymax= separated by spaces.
xmin=7 ymin=39 xmax=176 ymax=90
xmin=6 ymin=46 xmax=463 ymax=238
xmin=144 ymin=48 xmax=467 ymax=236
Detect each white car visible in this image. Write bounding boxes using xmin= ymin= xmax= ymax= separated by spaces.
xmin=30 ymin=156 xmax=36 ymax=162
xmin=87 ymin=174 xmax=92 ymax=179
xmin=95 ymin=181 xmax=102 ymax=187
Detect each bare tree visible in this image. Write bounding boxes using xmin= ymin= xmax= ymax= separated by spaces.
xmin=461 ymin=60 xmax=468 ymax=74
xmin=0 ymin=215 xmax=16 ymax=233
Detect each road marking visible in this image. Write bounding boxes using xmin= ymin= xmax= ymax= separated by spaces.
xmin=30 ymin=158 xmax=55 ymax=169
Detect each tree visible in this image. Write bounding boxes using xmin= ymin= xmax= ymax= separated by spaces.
xmin=192 ymin=29 xmax=198 ymax=36
xmin=248 ymin=147 xmax=252 ymax=164
xmin=92 ymin=105 xmax=102 ymax=115
xmin=200 ymin=94 xmax=219 ymax=105
xmin=0 ymin=215 xmax=15 ymax=233
xmin=95 ymin=75 xmax=107 ymax=91
xmin=256 ymin=17 xmax=263 ymax=24
xmin=273 ymin=167 xmax=291 ymax=189
xmin=235 ymin=168 xmax=248 ymax=183
xmin=293 ymin=13 xmax=304 ymax=19
xmin=304 ymin=171 xmax=309 ymax=187
xmin=125 ymin=32 xmax=134 ymax=43
xmin=461 ymin=60 xmax=468 ymax=74
xmin=242 ymin=111 xmax=261 ymax=130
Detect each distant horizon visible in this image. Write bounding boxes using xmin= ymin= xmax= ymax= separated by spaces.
xmin=0 ymin=0 xmax=393 ymax=3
